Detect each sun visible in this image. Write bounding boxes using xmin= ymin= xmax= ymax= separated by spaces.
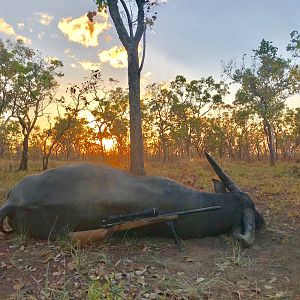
xmin=102 ymin=138 xmax=114 ymax=151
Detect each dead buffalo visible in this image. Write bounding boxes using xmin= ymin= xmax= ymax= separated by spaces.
xmin=0 ymin=154 xmax=264 ymax=247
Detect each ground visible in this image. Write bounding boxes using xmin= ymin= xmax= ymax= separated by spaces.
xmin=0 ymin=158 xmax=299 ymax=299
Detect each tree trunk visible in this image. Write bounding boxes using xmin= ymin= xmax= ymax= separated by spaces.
xmin=269 ymin=128 xmax=276 ymax=166
xmin=128 ymin=48 xmax=145 ymax=175
xmin=0 ymin=146 xmax=4 ymax=159
xmin=256 ymin=143 xmax=261 ymax=160
xmin=263 ymin=120 xmax=276 ymax=166
xmin=66 ymin=149 xmax=71 ymax=163
xmin=43 ymin=154 xmax=50 ymax=171
xmin=19 ymin=134 xmax=29 ymax=171
xmin=99 ymin=137 xmax=105 ymax=160
xmin=160 ymin=132 xmax=168 ymax=162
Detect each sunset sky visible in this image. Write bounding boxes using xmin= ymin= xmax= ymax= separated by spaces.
xmin=1 ymin=0 xmax=300 ymax=108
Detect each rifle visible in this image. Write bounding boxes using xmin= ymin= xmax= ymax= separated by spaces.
xmin=69 ymin=205 xmax=221 ymax=250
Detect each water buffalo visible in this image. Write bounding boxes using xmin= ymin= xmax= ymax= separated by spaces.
xmin=0 ymin=154 xmax=264 ymax=247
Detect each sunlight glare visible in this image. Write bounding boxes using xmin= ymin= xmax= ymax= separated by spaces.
xmin=102 ymin=138 xmax=114 ymax=151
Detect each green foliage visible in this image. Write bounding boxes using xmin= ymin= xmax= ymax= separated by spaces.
xmin=287 ymin=30 xmax=300 ymax=57
xmin=0 ymin=39 xmax=63 ymax=127
xmin=169 ymin=75 xmax=228 ymax=157
xmin=227 ymin=39 xmax=297 ymax=122
xmin=224 ymin=38 xmax=300 ymax=165
xmin=94 ymin=0 xmax=108 ymax=12
xmin=0 ymin=39 xmax=64 ymax=170
xmin=91 ymin=86 xmax=129 ymax=157
xmin=144 ymin=83 xmax=175 ymax=159
xmin=0 ymin=120 xmax=21 ymax=157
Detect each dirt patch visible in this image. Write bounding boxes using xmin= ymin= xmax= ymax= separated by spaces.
xmin=0 ymin=160 xmax=299 ymax=299
xmin=0 ymin=221 xmax=299 ymax=299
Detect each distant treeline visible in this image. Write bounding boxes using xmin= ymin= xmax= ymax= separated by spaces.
xmin=0 ymin=78 xmax=299 ymax=166
xmin=0 ymin=35 xmax=299 ymax=170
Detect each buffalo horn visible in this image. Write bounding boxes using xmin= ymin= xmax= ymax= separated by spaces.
xmin=235 ymin=208 xmax=255 ymax=247
xmin=0 ymin=204 xmax=13 ymax=234
xmin=205 ymin=153 xmax=241 ymax=193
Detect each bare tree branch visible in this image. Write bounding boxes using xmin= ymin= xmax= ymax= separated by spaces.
xmin=107 ymin=0 xmax=131 ymax=49
xmin=120 ymin=0 xmax=134 ymax=37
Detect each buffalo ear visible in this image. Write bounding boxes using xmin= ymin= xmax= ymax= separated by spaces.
xmin=212 ymin=179 xmax=227 ymax=193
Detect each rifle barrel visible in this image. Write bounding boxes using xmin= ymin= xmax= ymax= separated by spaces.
xmin=102 ymin=205 xmax=221 ymax=228
xmin=164 ymin=205 xmax=221 ymax=217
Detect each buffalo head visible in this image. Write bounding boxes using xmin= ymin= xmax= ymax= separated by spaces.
xmin=206 ymin=153 xmax=265 ymax=247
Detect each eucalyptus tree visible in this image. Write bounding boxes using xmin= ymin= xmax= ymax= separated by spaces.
xmin=53 ymin=118 xmax=92 ymax=162
xmin=0 ymin=39 xmax=19 ymax=125
xmin=287 ymin=30 xmax=300 ymax=58
xmin=42 ymin=72 xmax=97 ymax=170
xmin=91 ymin=86 xmax=129 ymax=160
xmin=276 ymin=108 xmax=300 ymax=158
xmin=108 ymin=87 xmax=129 ymax=159
xmin=0 ymin=120 xmax=20 ymax=158
xmin=224 ymin=39 xmax=300 ymax=166
xmin=170 ymin=75 xmax=228 ymax=157
xmin=0 ymin=40 xmax=63 ymax=170
xmin=145 ymin=83 xmax=174 ymax=161
xmin=0 ymin=39 xmax=24 ymax=159
xmin=91 ymin=0 xmax=159 ymax=175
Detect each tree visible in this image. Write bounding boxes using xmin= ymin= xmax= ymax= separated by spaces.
xmin=90 ymin=86 xmax=128 ymax=160
xmin=145 ymin=83 xmax=174 ymax=161
xmin=287 ymin=30 xmax=300 ymax=58
xmin=0 ymin=40 xmax=64 ymax=171
xmin=170 ymin=75 xmax=227 ymax=157
xmin=41 ymin=72 xmax=96 ymax=170
xmin=92 ymin=0 xmax=158 ymax=175
xmin=0 ymin=120 xmax=20 ymax=158
xmin=0 ymin=40 xmax=21 ymax=127
xmin=54 ymin=118 xmax=92 ymax=162
xmin=224 ymin=39 xmax=300 ymax=166
xmin=108 ymin=87 xmax=129 ymax=159
xmin=276 ymin=108 xmax=300 ymax=158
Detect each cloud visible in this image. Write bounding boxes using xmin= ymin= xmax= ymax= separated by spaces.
xmin=64 ymin=48 xmax=76 ymax=59
xmin=51 ymin=33 xmax=60 ymax=39
xmin=58 ymin=12 xmax=111 ymax=47
xmin=78 ymin=60 xmax=101 ymax=71
xmin=98 ymin=45 xmax=143 ymax=69
xmin=141 ymin=71 xmax=153 ymax=88
xmin=17 ymin=23 xmax=25 ymax=30
xmin=104 ymin=35 xmax=113 ymax=42
xmin=36 ymin=13 xmax=54 ymax=26
xmin=37 ymin=32 xmax=45 ymax=40
xmin=0 ymin=18 xmax=32 ymax=44
xmin=0 ymin=18 xmax=16 ymax=35
xmin=99 ymin=46 xmax=128 ymax=68
xmin=70 ymin=63 xmax=77 ymax=68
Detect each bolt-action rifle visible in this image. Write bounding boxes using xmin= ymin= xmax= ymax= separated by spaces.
xmin=69 ymin=206 xmax=221 ymax=250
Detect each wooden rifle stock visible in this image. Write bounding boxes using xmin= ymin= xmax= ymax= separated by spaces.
xmin=69 ymin=215 xmax=177 ymax=245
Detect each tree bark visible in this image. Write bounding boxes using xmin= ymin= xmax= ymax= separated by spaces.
xmin=161 ymin=137 xmax=168 ymax=162
xmin=43 ymin=154 xmax=49 ymax=171
xmin=19 ymin=134 xmax=29 ymax=171
xmin=263 ymin=120 xmax=276 ymax=166
xmin=185 ymin=140 xmax=190 ymax=158
xmin=128 ymin=48 xmax=145 ymax=175
xmin=107 ymin=0 xmax=145 ymax=176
